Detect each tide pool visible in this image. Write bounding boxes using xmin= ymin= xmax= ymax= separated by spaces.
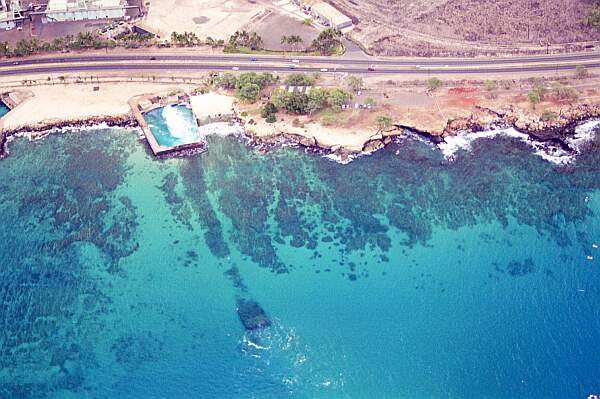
xmin=144 ymin=105 xmax=199 ymax=147
xmin=0 ymin=125 xmax=599 ymax=398
xmin=0 ymin=102 xmax=10 ymax=118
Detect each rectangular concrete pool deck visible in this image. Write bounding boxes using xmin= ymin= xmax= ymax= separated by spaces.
xmin=129 ymin=95 xmax=206 ymax=156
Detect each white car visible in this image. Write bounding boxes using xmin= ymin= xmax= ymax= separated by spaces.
xmin=320 ymin=68 xmax=328 ymax=72
xmin=232 ymin=66 xmax=240 ymax=71
xmin=292 ymin=59 xmax=300 ymax=63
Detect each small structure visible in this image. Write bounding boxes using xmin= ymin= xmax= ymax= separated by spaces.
xmin=45 ymin=0 xmax=126 ymax=22
xmin=0 ymin=0 xmax=24 ymax=30
xmin=310 ymin=2 xmax=351 ymax=30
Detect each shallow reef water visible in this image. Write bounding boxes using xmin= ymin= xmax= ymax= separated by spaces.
xmin=1 ymin=125 xmax=600 ymax=398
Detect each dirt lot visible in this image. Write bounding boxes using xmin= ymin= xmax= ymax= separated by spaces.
xmin=328 ymin=0 xmax=600 ymax=56
xmin=139 ymin=0 xmax=265 ymax=40
xmin=243 ymin=10 xmax=319 ymax=51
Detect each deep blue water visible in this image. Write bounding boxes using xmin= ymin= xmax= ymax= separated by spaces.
xmin=1 ymin=124 xmax=600 ymax=398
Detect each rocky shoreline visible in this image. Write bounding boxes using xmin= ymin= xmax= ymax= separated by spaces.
xmin=242 ymin=103 xmax=600 ymax=162
xmin=1 ymin=103 xmax=599 ymax=162
xmin=0 ymin=114 xmax=135 ymax=158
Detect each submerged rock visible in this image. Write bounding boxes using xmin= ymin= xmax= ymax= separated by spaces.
xmin=236 ymin=298 xmax=271 ymax=331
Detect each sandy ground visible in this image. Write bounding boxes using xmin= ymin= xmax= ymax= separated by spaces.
xmin=190 ymin=93 xmax=235 ymax=118
xmin=140 ymin=0 xmax=265 ymax=40
xmin=1 ymin=82 xmax=191 ymax=130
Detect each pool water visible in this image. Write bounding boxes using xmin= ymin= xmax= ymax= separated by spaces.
xmin=0 ymin=102 xmax=10 ymax=118
xmin=144 ymin=104 xmax=200 ymax=147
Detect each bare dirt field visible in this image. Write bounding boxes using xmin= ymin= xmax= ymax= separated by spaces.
xmin=243 ymin=10 xmax=319 ymax=51
xmin=139 ymin=0 xmax=266 ymax=40
xmin=328 ymin=0 xmax=600 ymax=56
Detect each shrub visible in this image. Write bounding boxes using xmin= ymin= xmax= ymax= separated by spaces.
xmin=527 ymin=90 xmax=541 ymax=109
xmin=484 ymin=79 xmax=498 ymax=91
xmin=585 ymin=4 xmax=600 ymax=28
xmin=575 ymin=65 xmax=588 ymax=79
xmin=346 ymin=76 xmax=363 ymax=92
xmin=541 ymin=110 xmax=558 ymax=121
xmin=376 ymin=115 xmax=393 ymax=130
xmin=427 ymin=77 xmax=442 ymax=92
xmin=553 ymin=84 xmax=578 ymax=102
xmin=364 ymin=97 xmax=376 ymax=107
xmin=265 ymin=114 xmax=277 ymax=123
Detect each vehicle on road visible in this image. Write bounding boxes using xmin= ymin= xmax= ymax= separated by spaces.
xmin=232 ymin=66 xmax=240 ymax=70
xmin=251 ymin=57 xmax=257 ymax=61
xmin=367 ymin=64 xmax=376 ymax=71
xmin=320 ymin=68 xmax=328 ymax=72
xmin=292 ymin=59 xmax=300 ymax=63
xmin=289 ymin=65 xmax=297 ymax=69
xmin=150 ymin=57 xmax=156 ymax=60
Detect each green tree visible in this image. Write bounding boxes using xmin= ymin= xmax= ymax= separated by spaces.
xmin=261 ymin=102 xmax=277 ymax=118
xmin=346 ymin=76 xmax=363 ymax=92
xmin=214 ymin=72 xmax=238 ymax=89
xmin=307 ymin=87 xmax=329 ymax=114
xmin=311 ymin=28 xmax=342 ymax=55
xmin=270 ymin=88 xmax=289 ymax=108
xmin=376 ymin=115 xmax=393 ymax=130
xmin=327 ymin=88 xmax=352 ymax=107
xmin=285 ymin=73 xmax=315 ymax=86
xmin=236 ymin=82 xmax=261 ymax=102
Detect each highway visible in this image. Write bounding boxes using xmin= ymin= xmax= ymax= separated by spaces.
xmin=1 ymin=50 xmax=600 ymax=76
xmin=1 ymin=51 xmax=600 ymax=67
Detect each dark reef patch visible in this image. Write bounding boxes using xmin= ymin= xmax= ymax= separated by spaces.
xmin=505 ymin=258 xmax=536 ymax=277
xmin=236 ymin=298 xmax=271 ymax=331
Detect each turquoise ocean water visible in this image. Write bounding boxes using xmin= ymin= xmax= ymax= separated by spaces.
xmin=1 ymin=122 xmax=600 ymax=398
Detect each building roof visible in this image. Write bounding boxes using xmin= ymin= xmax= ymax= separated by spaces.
xmin=47 ymin=0 xmax=123 ymax=11
xmin=311 ymin=2 xmax=351 ymax=26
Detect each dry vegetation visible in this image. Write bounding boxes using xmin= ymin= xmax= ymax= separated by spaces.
xmin=327 ymin=0 xmax=600 ymax=56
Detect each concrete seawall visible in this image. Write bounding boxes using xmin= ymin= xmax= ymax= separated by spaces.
xmin=129 ymin=91 xmax=207 ymax=156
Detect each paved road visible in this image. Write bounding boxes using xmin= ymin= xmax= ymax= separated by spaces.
xmin=0 ymin=60 xmax=597 ymax=77
xmin=1 ymin=50 xmax=600 ymax=69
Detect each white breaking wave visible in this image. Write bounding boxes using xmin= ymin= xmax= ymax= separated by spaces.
xmin=162 ymin=105 xmax=199 ymax=142
xmin=438 ymin=121 xmax=599 ymax=165
xmin=323 ymin=152 xmax=363 ymax=165
xmin=566 ymin=119 xmax=600 ymax=152
xmin=197 ymin=122 xmax=245 ymax=137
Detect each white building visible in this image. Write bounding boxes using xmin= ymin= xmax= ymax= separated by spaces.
xmin=310 ymin=2 xmax=352 ymax=30
xmin=0 ymin=0 xmax=23 ymax=30
xmin=45 ymin=0 xmax=125 ymax=22
xmin=0 ymin=11 xmax=15 ymax=29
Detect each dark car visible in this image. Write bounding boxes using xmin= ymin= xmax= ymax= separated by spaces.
xmin=150 ymin=56 xmax=157 ymax=60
